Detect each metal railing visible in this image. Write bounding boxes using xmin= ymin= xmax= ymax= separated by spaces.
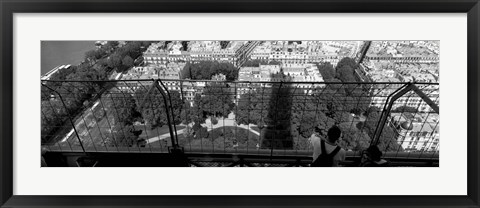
xmin=41 ymin=79 xmax=439 ymax=164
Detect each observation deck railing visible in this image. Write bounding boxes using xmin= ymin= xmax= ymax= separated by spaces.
xmin=41 ymin=79 xmax=439 ymax=166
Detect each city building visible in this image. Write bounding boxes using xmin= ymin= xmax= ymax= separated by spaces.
xmin=236 ymin=63 xmax=324 ymax=98
xmin=250 ymin=41 xmax=361 ymax=66
xmin=362 ymin=42 xmax=440 ymax=112
xmin=180 ymin=81 xmax=197 ymax=105
xmin=365 ymin=41 xmax=439 ymax=64
xmin=390 ymin=113 xmax=440 ymax=152
xmin=143 ymin=41 xmax=259 ymax=67
xmin=368 ymin=73 xmax=439 ymax=112
xmin=143 ymin=42 xmax=190 ymax=65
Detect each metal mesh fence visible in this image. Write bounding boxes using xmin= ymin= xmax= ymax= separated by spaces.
xmin=41 ymin=79 xmax=439 ymax=160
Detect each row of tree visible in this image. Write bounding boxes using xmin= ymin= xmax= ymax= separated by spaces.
xmin=181 ymin=83 xmax=235 ymax=130
xmin=43 ymin=53 xmax=408 ymax=152
xmin=168 ymin=57 xmax=403 ymax=152
xmin=41 ymin=41 xmax=153 ymax=143
xmin=242 ymin=59 xmax=282 ymax=67
xmin=94 ymin=93 xmax=142 ymax=147
xmin=180 ymin=61 xmax=238 ymax=81
xmin=231 ymin=57 xmax=402 ymax=152
xmin=93 ymin=87 xmax=184 ymax=147
xmin=134 ymin=88 xmax=183 ymax=128
xmin=100 ymin=41 xmax=152 ymax=73
xmin=316 ymin=57 xmax=358 ymax=82
xmin=233 ymin=83 xmax=377 ymax=151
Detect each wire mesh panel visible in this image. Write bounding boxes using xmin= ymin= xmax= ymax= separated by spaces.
xmin=372 ymin=83 xmax=440 ymax=160
xmin=41 ymin=79 xmax=439 ymax=162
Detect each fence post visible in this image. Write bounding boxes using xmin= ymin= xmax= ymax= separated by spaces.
xmin=157 ymin=79 xmax=180 ymax=145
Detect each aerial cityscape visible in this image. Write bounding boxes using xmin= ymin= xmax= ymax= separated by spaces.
xmin=41 ymin=40 xmax=439 ymax=167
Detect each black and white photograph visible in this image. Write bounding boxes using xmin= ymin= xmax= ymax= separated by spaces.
xmin=40 ymin=40 xmax=440 ymax=167
xmin=3 ymin=1 xmax=479 ymax=206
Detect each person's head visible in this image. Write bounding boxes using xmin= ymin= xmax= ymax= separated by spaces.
xmin=366 ymin=145 xmax=382 ymax=161
xmin=327 ymin=125 xmax=342 ymax=143
xmin=313 ymin=126 xmax=322 ymax=136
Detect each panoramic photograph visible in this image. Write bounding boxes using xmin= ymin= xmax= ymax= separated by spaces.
xmin=40 ymin=40 xmax=440 ymax=167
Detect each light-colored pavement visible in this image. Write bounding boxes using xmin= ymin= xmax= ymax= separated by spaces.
xmin=60 ymin=100 xmax=101 ymax=142
xmin=146 ymin=113 xmax=260 ymax=144
xmin=59 ymin=104 xmax=260 ymax=148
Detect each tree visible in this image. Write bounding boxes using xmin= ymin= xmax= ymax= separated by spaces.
xmin=85 ymin=48 xmax=106 ymax=61
xmin=335 ymin=57 xmax=358 ymax=83
xmin=189 ymin=94 xmax=207 ymax=125
xmin=57 ymin=82 xmax=89 ymax=111
xmin=41 ymin=99 xmax=68 ymax=143
xmin=48 ymin=65 xmax=75 ymax=81
xmin=108 ymin=53 xmax=123 ymax=70
xmin=198 ymin=83 xmax=234 ymax=118
xmin=93 ymin=107 xmax=106 ymax=121
xmin=362 ymin=110 xmax=381 ymax=136
xmin=220 ymin=41 xmax=230 ymax=49
xmin=376 ymin=126 xmax=402 ymax=152
xmin=315 ymin=82 xmax=346 ymax=119
xmin=211 ymin=117 xmax=219 ymax=125
xmin=243 ymin=60 xmax=282 ymax=67
xmin=123 ymin=41 xmax=143 ymax=58
xmin=180 ymin=62 xmax=192 ymax=79
xmin=183 ymin=125 xmax=194 ymax=138
xmin=291 ymin=97 xmax=336 ymax=140
xmin=181 ymin=41 xmax=189 ymax=51
xmin=316 ymin=62 xmax=335 ymax=80
xmin=134 ymin=87 xmax=183 ymax=128
xmin=293 ymin=136 xmax=310 ymax=151
xmin=104 ymin=125 xmax=140 ymax=147
xmin=360 ymin=109 xmax=402 ymax=152
xmin=287 ymin=82 xmax=374 ymax=151
xmin=122 ymin=55 xmax=134 ymax=68
xmin=336 ymin=57 xmax=358 ymax=71
xmin=337 ymin=122 xmax=371 ymax=151
xmin=235 ymin=89 xmax=270 ymax=126
xmin=42 ymin=41 xmax=155 ymax=145
xmin=196 ymin=126 xmax=209 ymax=139
xmin=365 ymin=106 xmax=381 ymax=117
xmin=163 ymin=41 xmax=172 ymax=49
xmin=180 ymin=61 xmax=239 ymax=81
xmin=85 ymin=50 xmax=97 ymax=61
xmin=105 ymin=41 xmax=119 ymax=50
xmin=336 ymin=65 xmax=356 ymax=82
xmin=102 ymin=92 xmax=139 ymax=126
xmin=348 ymin=87 xmax=372 ymax=115
xmin=180 ymin=103 xmax=193 ymax=124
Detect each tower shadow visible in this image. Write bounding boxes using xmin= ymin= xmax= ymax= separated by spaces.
xmin=260 ymin=73 xmax=294 ymax=150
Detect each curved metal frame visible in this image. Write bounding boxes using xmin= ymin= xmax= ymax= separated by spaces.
xmin=371 ymin=83 xmax=440 ymax=146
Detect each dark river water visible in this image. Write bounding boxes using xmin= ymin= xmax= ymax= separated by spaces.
xmin=41 ymin=41 xmax=96 ymax=75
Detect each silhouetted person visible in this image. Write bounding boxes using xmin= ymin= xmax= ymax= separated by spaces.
xmin=41 ymin=147 xmax=48 ymax=167
xmin=360 ymin=145 xmax=390 ymax=167
xmin=310 ymin=125 xmax=346 ymax=167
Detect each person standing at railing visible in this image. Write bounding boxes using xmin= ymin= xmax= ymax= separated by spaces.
xmin=309 ymin=125 xmax=346 ymax=167
xmin=360 ymin=145 xmax=390 ymax=167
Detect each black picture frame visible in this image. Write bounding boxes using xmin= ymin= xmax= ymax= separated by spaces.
xmin=1 ymin=0 xmax=479 ymax=207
